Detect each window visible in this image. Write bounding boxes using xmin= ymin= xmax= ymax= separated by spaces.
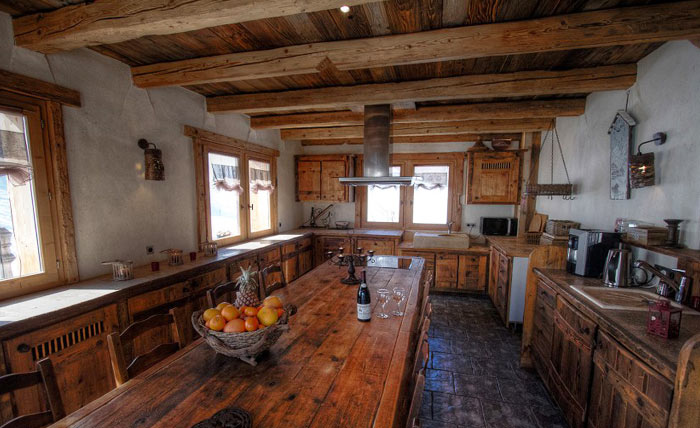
xmin=412 ymin=165 xmax=450 ymax=224
xmin=248 ymin=159 xmax=273 ymax=236
xmin=366 ymin=166 xmax=401 ymax=223
xmin=208 ymin=152 xmax=242 ymax=241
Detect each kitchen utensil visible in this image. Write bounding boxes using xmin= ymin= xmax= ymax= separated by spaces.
xmin=603 ymin=248 xmax=630 ymax=287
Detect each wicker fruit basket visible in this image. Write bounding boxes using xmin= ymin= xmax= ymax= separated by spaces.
xmin=192 ymin=304 xmax=297 ymax=366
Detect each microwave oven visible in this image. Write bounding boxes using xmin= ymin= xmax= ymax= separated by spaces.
xmin=480 ymin=217 xmax=518 ymax=236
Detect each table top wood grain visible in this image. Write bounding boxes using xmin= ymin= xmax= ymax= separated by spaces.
xmin=50 ymin=256 xmax=424 ymax=428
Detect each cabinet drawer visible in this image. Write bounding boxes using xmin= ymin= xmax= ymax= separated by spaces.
xmin=127 ymin=282 xmax=188 ymax=316
xmin=457 ymin=255 xmax=487 ymax=291
xmin=281 ymin=242 xmax=297 ymax=256
xmin=297 ymin=237 xmax=312 ymax=249
xmin=258 ymin=247 xmax=281 ymax=268
xmin=187 ymin=267 xmax=226 ymax=293
xmin=555 ymin=296 xmax=596 ymax=346
xmin=536 ymin=279 xmax=557 ymax=309
xmin=356 ymin=238 xmax=395 ymax=256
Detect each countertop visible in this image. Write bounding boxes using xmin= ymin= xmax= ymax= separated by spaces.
xmin=487 ymin=236 xmax=541 ymax=257
xmin=50 ymin=258 xmax=424 ymax=428
xmin=398 ymin=240 xmax=490 ymax=254
xmin=294 ymin=227 xmax=404 ymax=238
xmin=534 ymin=268 xmax=700 ymax=381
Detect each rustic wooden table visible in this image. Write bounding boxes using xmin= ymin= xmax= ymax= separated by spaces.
xmin=50 ymin=256 xmax=424 ymax=428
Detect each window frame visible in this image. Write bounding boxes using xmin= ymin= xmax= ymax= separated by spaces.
xmin=245 ymin=154 xmax=277 ymax=239
xmin=0 ymin=90 xmax=78 ymax=300
xmin=355 ymin=153 xmax=464 ymax=231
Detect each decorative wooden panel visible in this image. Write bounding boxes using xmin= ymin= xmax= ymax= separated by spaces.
xmin=356 ymin=238 xmax=396 ymax=256
xmin=588 ymin=331 xmax=673 ymax=428
xmin=435 ymin=253 xmax=459 ymax=289
xmin=467 ymin=151 xmax=521 ymax=204
xmin=296 ymin=159 xmax=321 ymax=201
xmin=457 ymin=254 xmax=488 ymax=291
xmin=2 ymin=305 xmax=119 ymax=420
xmin=320 ymin=160 xmax=347 ymax=202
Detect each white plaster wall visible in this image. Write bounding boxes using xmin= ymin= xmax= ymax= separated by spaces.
xmin=536 ymin=41 xmax=700 ymax=249
xmin=0 ymin=12 xmax=302 ymax=279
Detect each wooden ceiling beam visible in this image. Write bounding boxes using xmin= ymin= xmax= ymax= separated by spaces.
xmin=281 ymin=119 xmax=552 ymax=140
xmin=133 ymin=1 xmax=700 ymax=88
xmin=300 ymin=133 xmax=523 ymax=146
xmin=250 ymin=99 xmax=585 ymax=129
xmin=12 ymin=0 xmax=379 ymax=53
xmin=208 ymin=65 xmax=636 ymax=114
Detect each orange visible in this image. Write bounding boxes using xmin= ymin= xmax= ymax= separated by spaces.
xmin=257 ymin=307 xmax=279 ymax=327
xmin=203 ymin=308 xmax=221 ymax=322
xmin=244 ymin=317 xmax=259 ymax=332
xmin=263 ymin=296 xmax=283 ymax=309
xmin=244 ymin=306 xmax=258 ymax=317
xmin=224 ymin=318 xmax=246 ymax=333
xmin=205 ymin=319 xmax=211 ymax=329
xmin=276 ymin=308 xmax=285 ymax=317
xmin=220 ymin=305 xmax=240 ymax=321
xmin=216 ymin=302 xmax=232 ymax=311
xmin=208 ymin=315 xmax=226 ymax=331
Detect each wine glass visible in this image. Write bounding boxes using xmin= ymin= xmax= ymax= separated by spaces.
xmin=376 ymin=289 xmax=390 ymax=319
xmin=392 ymin=287 xmax=406 ymax=316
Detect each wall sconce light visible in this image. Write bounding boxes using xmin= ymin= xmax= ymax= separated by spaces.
xmin=137 ymin=138 xmax=164 ymax=181
xmin=629 ymin=132 xmax=666 ymax=189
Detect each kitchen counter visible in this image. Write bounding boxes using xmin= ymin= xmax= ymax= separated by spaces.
xmin=534 ymin=268 xmax=700 ymax=381
xmin=398 ymin=240 xmax=490 ymax=254
xmin=487 ymin=236 xmax=541 ymax=257
xmin=295 ymin=227 xmax=404 ymax=238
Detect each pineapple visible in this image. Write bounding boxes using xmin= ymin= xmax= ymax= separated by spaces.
xmin=235 ymin=266 xmax=261 ymax=307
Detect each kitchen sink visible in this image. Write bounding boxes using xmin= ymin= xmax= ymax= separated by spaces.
xmin=413 ymin=232 xmax=470 ymax=249
xmin=571 ymin=286 xmax=700 ymax=315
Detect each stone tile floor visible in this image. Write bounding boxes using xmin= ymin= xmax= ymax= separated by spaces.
xmin=420 ymin=294 xmax=568 ymax=428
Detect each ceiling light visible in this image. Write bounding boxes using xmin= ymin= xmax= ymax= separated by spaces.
xmin=340 ymin=5 xmax=350 ymax=13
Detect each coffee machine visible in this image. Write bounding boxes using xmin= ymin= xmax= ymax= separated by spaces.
xmin=567 ymin=229 xmax=622 ymax=277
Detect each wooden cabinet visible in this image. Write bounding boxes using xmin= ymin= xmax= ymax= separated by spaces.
xmin=531 ymin=279 xmax=556 ymax=385
xmin=467 ymin=151 xmax=521 ymax=204
xmin=435 ymin=253 xmax=459 ymax=288
xmin=314 ymin=236 xmax=351 ymax=266
xmin=399 ymin=250 xmax=435 ymax=286
xmin=549 ymin=296 xmax=597 ymax=428
xmin=298 ymin=237 xmax=313 ymax=277
xmin=281 ymin=237 xmax=314 ymax=282
xmin=587 ymin=331 xmax=673 ymax=428
xmin=2 ymin=305 xmax=119 ymax=418
xmin=296 ymin=155 xmax=354 ymax=202
xmin=488 ymin=247 xmax=510 ymax=323
xmin=356 ymin=238 xmax=396 ymax=256
xmin=258 ymin=246 xmax=281 ymax=269
xmin=457 ymin=254 xmax=488 ymax=291
xmin=229 ymin=255 xmax=258 ymax=281
xmin=400 ymin=249 xmax=486 ymax=293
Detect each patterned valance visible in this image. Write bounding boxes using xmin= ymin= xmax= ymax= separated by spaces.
xmin=249 ymin=160 xmax=274 ymax=193
xmin=0 ymin=129 xmax=32 ymax=186
xmin=414 ymin=171 xmax=448 ymax=190
xmin=211 ymin=162 xmax=243 ymax=193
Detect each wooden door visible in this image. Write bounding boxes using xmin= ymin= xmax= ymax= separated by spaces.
xmin=356 ymin=238 xmax=396 ymax=256
xmin=457 ymin=254 xmax=488 ymax=292
xmin=531 ymin=279 xmax=557 ymax=386
xmin=281 ymin=242 xmax=298 ymax=282
xmin=320 ymin=160 xmax=347 ymax=202
xmin=2 ymin=305 xmax=119 ymax=420
xmin=468 ymin=151 xmax=521 ymax=204
xmin=435 ymin=253 xmax=459 ymax=289
xmin=549 ymin=296 xmax=597 ymax=428
xmin=587 ymin=331 xmax=673 ymax=428
xmin=296 ymin=160 xmax=321 ymax=201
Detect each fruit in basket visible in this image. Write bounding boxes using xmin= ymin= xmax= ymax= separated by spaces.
xmin=216 ymin=302 xmax=231 ymax=311
xmin=244 ymin=317 xmax=259 ymax=332
xmin=277 ymin=308 xmax=285 ymax=317
xmin=203 ymin=308 xmax=221 ymax=322
xmin=221 ymin=305 xmax=240 ymax=321
xmin=263 ymin=296 xmax=283 ymax=309
xmin=209 ymin=315 xmax=226 ymax=331
xmin=244 ymin=306 xmax=258 ymax=317
xmin=224 ymin=318 xmax=246 ymax=333
xmin=235 ymin=267 xmax=261 ymax=308
xmin=257 ymin=307 xmax=279 ymax=327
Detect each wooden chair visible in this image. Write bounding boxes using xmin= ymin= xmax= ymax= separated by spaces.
xmin=422 ymin=297 xmax=432 ymax=322
xmin=0 ymin=358 xmax=65 ymax=428
xmin=206 ymin=280 xmax=239 ymax=308
xmin=412 ymin=318 xmax=430 ymax=378
xmin=418 ymin=270 xmax=433 ymax=321
xmin=260 ymin=263 xmax=287 ymax=298
xmin=107 ymin=307 xmax=186 ymax=386
xmin=406 ymin=369 xmax=426 ymax=428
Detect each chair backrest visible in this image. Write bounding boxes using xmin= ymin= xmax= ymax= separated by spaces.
xmin=107 ymin=307 xmax=186 ymax=386
xmin=411 ymin=318 xmax=430 ymax=377
xmin=206 ymin=280 xmax=239 ymax=308
xmin=406 ymin=369 xmax=426 ymax=428
xmin=261 ymin=264 xmax=287 ymax=298
xmin=422 ymin=297 xmax=432 ymax=322
xmin=0 ymin=358 xmax=65 ymax=428
xmin=418 ymin=270 xmax=432 ymax=321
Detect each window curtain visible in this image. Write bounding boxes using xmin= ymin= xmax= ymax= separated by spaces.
xmin=414 ymin=171 xmax=448 ymax=190
xmin=0 ymin=129 xmax=32 ymax=186
xmin=211 ymin=162 xmax=243 ymax=194
xmin=249 ymin=160 xmax=274 ymax=193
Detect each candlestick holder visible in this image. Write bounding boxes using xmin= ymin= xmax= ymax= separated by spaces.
xmin=326 ymin=248 xmax=376 ymax=285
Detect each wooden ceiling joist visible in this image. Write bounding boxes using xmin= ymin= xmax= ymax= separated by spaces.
xmin=131 ymin=1 xmax=700 ymax=88
xmin=250 ymin=99 xmax=585 ymax=129
xmin=208 ymin=65 xmax=636 ymax=114
xmin=12 ymin=0 xmax=379 ymax=53
xmin=281 ymin=119 xmax=552 ymax=140
xmin=300 ymin=133 xmax=523 ymax=146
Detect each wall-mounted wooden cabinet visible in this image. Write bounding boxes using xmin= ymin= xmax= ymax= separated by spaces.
xmin=467 ymin=151 xmax=521 ymax=204
xmin=296 ymin=155 xmax=354 ymax=202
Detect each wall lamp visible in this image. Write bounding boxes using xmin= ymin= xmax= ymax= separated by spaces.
xmin=629 ymin=132 xmax=666 ymax=189
xmin=138 ymin=138 xmax=165 ymax=181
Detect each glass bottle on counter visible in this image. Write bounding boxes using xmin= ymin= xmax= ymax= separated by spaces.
xmin=357 ymin=271 xmax=371 ymax=322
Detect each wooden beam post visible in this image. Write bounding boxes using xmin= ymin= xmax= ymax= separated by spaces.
xmin=207 ymin=65 xmax=636 ymax=114
xmin=299 ymin=133 xmax=524 ymax=145
xmin=518 ymin=132 xmax=542 ymax=238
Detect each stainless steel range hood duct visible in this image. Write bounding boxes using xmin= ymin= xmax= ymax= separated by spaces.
xmin=339 ymin=104 xmax=416 ymax=186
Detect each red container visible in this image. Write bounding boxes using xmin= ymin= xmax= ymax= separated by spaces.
xmin=647 ymin=301 xmax=682 ymax=339
xmin=151 ymin=261 xmax=160 ymax=272
xmin=189 ymin=251 xmax=197 ymax=262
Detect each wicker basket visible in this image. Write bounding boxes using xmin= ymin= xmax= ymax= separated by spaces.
xmin=192 ymin=304 xmax=297 ymax=366
xmin=524 ymin=184 xmax=573 ymax=196
xmin=545 ymin=220 xmax=581 ymax=236
xmin=525 ymin=232 xmax=542 ymax=244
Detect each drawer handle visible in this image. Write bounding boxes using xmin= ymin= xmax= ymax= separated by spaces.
xmin=17 ymin=343 xmax=30 ymax=353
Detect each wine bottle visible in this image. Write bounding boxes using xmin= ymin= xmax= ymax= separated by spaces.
xmin=357 ymin=271 xmax=371 ymax=322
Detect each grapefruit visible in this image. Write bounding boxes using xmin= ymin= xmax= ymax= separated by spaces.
xmin=216 ymin=302 xmax=232 ymax=311
xmin=263 ymin=296 xmax=283 ymax=309
xmin=220 ymin=305 xmax=240 ymax=321
xmin=224 ymin=318 xmax=246 ymax=333
xmin=209 ymin=315 xmax=226 ymax=331
xmin=244 ymin=317 xmax=259 ymax=332
xmin=203 ymin=308 xmax=221 ymax=322
xmin=244 ymin=306 xmax=258 ymax=317
xmin=257 ymin=307 xmax=279 ymax=327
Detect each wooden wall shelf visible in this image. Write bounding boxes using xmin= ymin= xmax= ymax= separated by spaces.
xmin=623 ymin=240 xmax=700 ymax=263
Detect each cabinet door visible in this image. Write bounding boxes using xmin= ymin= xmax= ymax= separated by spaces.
xmin=297 ymin=160 xmax=321 ymax=201
xmin=488 ymin=247 xmax=499 ymax=303
xmin=356 ymin=238 xmax=395 ymax=256
xmin=457 ymin=254 xmax=488 ymax=291
xmin=320 ymin=160 xmax=347 ymax=202
xmin=435 ymin=253 xmax=459 ymax=289
xmin=314 ymin=236 xmax=351 ymax=266
xmin=532 ymin=280 xmax=556 ymax=385
xmin=468 ymin=152 xmax=521 ymax=204
xmin=495 ymin=252 xmax=510 ymax=323
xmin=549 ymin=296 xmax=597 ymax=428
xmin=281 ymin=242 xmax=298 ymax=282
xmin=587 ymin=331 xmax=673 ymax=428
xmin=297 ymin=237 xmax=313 ymax=276
xmin=3 ymin=305 xmax=119 ymax=418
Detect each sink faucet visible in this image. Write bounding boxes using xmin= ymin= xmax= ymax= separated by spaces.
xmin=632 ymin=260 xmax=692 ymax=304
xmin=447 ymin=222 xmax=455 ymax=235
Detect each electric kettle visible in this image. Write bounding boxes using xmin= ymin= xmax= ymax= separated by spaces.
xmin=603 ymin=248 xmax=630 ymax=287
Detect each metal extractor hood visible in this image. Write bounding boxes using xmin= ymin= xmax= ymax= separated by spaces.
xmin=339 ymin=104 xmax=417 ymax=186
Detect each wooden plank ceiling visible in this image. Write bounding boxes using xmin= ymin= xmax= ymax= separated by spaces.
xmin=5 ymin=0 xmax=696 ymax=144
